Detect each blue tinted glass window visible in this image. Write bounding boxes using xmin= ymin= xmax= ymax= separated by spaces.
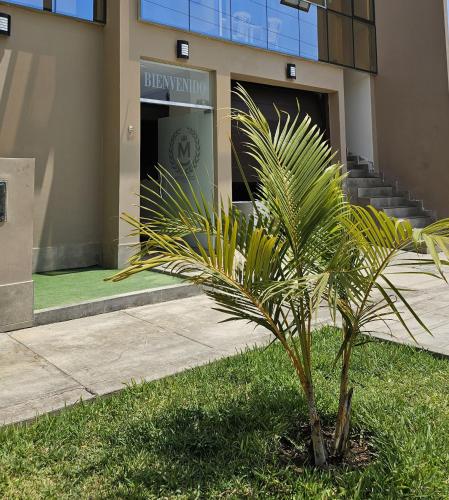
xmin=140 ymin=0 xmax=189 ymax=31
xmin=5 ymin=0 xmax=43 ymax=8
xmin=299 ymin=5 xmax=319 ymax=61
xmin=231 ymin=0 xmax=267 ymax=49
xmin=267 ymin=0 xmax=299 ymax=55
xmin=54 ymin=0 xmax=93 ymax=21
xmin=190 ymin=0 xmax=231 ymax=39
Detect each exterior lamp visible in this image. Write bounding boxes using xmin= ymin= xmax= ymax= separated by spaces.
xmin=177 ymin=40 xmax=189 ymax=59
xmin=0 ymin=181 xmax=6 ymax=222
xmin=281 ymin=0 xmax=311 ymax=12
xmin=286 ymin=63 xmax=297 ymax=79
xmin=0 ymin=13 xmax=11 ymax=36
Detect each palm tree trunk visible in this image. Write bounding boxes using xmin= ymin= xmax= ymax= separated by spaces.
xmin=281 ymin=318 xmax=327 ymax=467
xmin=305 ymin=383 xmax=327 ymax=467
xmin=333 ymin=340 xmax=353 ymax=457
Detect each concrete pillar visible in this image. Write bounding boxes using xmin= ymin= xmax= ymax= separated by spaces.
xmin=328 ymin=90 xmax=347 ymax=166
xmin=102 ymin=0 xmax=140 ymax=269
xmin=0 ymin=158 xmax=34 ymax=332
xmin=215 ymin=71 xmax=232 ymax=208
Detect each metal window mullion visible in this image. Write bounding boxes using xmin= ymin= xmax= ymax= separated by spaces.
xmin=326 ymin=8 xmax=352 ymax=19
xmin=93 ymin=0 xmax=106 ymax=23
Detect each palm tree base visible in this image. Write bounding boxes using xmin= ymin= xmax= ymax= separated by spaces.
xmin=279 ymin=423 xmax=374 ymax=470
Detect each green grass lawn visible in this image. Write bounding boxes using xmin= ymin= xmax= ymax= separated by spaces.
xmin=1 ymin=328 xmax=449 ymax=498
xmin=33 ymin=267 xmax=183 ymax=310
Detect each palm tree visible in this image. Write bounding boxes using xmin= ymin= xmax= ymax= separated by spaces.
xmin=327 ymin=206 xmax=449 ymax=457
xmin=110 ymin=86 xmax=449 ymax=466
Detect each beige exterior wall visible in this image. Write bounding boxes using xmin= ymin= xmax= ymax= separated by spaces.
xmin=0 ymin=4 xmax=104 ymax=271
xmin=444 ymin=0 xmax=449 ymax=91
xmin=375 ymin=0 xmax=449 ymax=218
xmin=0 ymin=1 xmax=348 ymax=271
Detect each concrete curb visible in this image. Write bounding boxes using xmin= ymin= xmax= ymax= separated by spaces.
xmin=34 ymin=283 xmax=202 ymax=326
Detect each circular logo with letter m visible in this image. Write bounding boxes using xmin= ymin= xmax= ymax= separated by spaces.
xmin=169 ymin=127 xmax=201 ymax=179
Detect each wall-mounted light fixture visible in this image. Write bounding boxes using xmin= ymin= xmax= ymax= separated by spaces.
xmin=177 ymin=40 xmax=189 ymax=59
xmin=281 ymin=0 xmax=310 ymax=12
xmin=0 ymin=180 xmax=7 ymax=222
xmin=280 ymin=0 xmax=327 ymax=11
xmin=0 ymin=13 xmax=11 ymax=37
xmin=286 ymin=63 xmax=297 ymax=79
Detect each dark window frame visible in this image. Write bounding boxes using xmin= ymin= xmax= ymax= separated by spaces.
xmin=320 ymin=0 xmax=377 ymax=73
xmin=0 ymin=0 xmax=106 ymax=23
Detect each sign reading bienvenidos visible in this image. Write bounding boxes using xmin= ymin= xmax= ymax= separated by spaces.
xmin=140 ymin=60 xmax=211 ymax=107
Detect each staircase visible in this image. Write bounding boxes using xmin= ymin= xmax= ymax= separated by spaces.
xmin=346 ymin=155 xmax=434 ymax=229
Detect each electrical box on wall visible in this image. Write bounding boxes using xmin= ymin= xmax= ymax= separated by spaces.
xmin=0 ymin=181 xmax=6 ymax=222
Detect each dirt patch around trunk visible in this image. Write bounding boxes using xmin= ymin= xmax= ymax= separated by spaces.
xmin=279 ymin=424 xmax=375 ymax=471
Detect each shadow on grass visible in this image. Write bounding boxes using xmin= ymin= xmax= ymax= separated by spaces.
xmin=114 ymin=389 xmax=303 ymax=488
xmin=101 ymin=381 xmax=379 ymax=496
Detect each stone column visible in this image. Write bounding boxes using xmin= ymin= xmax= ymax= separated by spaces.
xmin=102 ymin=0 xmax=140 ymax=269
xmin=215 ymin=71 xmax=233 ymax=208
xmin=0 ymin=158 xmax=34 ymax=332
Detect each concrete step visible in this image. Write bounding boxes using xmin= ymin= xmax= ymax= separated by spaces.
xmin=346 ymin=177 xmax=383 ymax=188
xmin=34 ymin=283 xmax=202 ymax=327
xmin=358 ymin=186 xmax=394 ymax=197
xmin=347 ymin=166 xmax=370 ymax=177
xmin=347 ymin=157 xmax=431 ymax=226
xmin=382 ymin=206 xmax=422 ymax=218
xmin=360 ymin=196 xmax=414 ymax=208
xmin=402 ymin=216 xmax=434 ymax=229
xmin=347 ymin=161 xmax=371 ymax=170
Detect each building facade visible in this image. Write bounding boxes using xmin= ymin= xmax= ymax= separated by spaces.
xmin=0 ymin=0 xmax=447 ymax=275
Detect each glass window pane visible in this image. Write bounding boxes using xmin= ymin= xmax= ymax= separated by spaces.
xmin=140 ymin=0 xmax=189 ymax=31
xmin=190 ymin=0 xmax=231 ymax=39
xmin=5 ymin=0 xmax=43 ymax=9
xmin=328 ymin=11 xmax=354 ymax=66
xmin=299 ymin=5 xmax=319 ymax=60
xmin=267 ymin=0 xmax=299 ymax=55
xmin=327 ymin=0 xmax=352 ymax=15
xmin=54 ymin=0 xmax=93 ymax=21
xmin=353 ymin=0 xmax=374 ymax=21
xmin=231 ymin=0 xmax=267 ymax=49
xmin=354 ymin=20 xmax=376 ymax=71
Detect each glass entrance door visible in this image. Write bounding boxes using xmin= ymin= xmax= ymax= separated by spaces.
xmin=157 ymin=106 xmax=214 ymax=206
xmin=140 ymin=61 xmax=215 ymax=225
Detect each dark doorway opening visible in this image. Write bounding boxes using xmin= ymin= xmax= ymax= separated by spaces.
xmin=141 ymin=102 xmax=169 ymax=183
xmin=231 ymin=80 xmax=330 ymax=201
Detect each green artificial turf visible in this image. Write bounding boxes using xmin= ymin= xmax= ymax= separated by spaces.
xmin=1 ymin=327 xmax=449 ymax=498
xmin=33 ymin=267 xmax=183 ymax=310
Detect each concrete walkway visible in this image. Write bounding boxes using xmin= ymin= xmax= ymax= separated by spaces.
xmin=0 ymin=296 xmax=271 ymax=426
xmin=1 ymin=262 xmax=449 ymax=426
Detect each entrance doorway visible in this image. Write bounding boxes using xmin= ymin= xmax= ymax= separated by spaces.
xmin=231 ymin=80 xmax=329 ymax=201
xmin=140 ymin=61 xmax=215 ymax=227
